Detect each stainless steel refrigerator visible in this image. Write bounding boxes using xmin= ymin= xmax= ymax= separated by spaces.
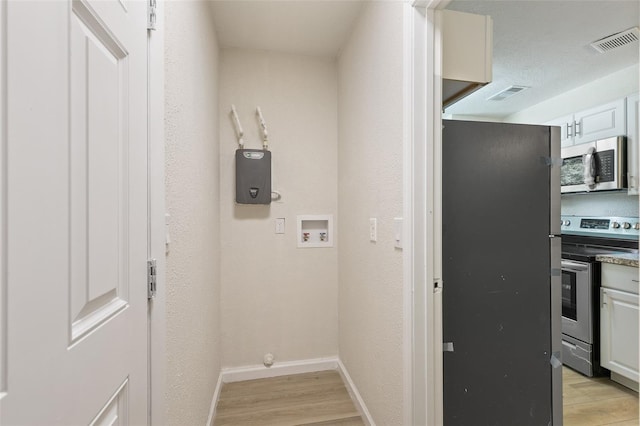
xmin=442 ymin=120 xmax=562 ymax=425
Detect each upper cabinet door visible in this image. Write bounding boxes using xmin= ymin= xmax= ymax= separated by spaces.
xmin=626 ymin=93 xmax=639 ymax=195
xmin=545 ymin=113 xmax=574 ymax=147
xmin=574 ymin=98 xmax=626 ymax=145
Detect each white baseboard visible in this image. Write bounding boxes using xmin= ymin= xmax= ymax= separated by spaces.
xmin=337 ymin=359 xmax=375 ymax=426
xmin=206 ymin=371 xmax=224 ymax=426
xmin=221 ymin=356 xmax=340 ymax=383
xmin=611 ymin=371 xmax=639 ymax=392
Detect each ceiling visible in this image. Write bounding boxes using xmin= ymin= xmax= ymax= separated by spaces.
xmin=209 ymin=1 xmax=366 ymax=58
xmin=444 ymin=0 xmax=640 ymax=118
xmin=208 ymin=1 xmax=638 ymax=116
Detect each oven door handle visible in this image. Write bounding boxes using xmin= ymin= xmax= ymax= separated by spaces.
xmin=561 ymin=260 xmax=589 ymax=272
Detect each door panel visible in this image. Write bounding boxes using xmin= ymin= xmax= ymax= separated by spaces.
xmin=90 ymin=379 xmax=129 ymax=426
xmin=70 ymin=0 xmax=130 ymax=344
xmin=601 ymin=288 xmax=639 ymax=381
xmin=442 ymin=120 xmax=555 ymax=425
xmin=574 ymin=99 xmax=626 ymax=145
xmin=3 ymin=0 xmax=148 ymax=423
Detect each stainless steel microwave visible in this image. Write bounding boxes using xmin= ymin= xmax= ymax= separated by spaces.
xmin=560 ymin=136 xmax=627 ymax=193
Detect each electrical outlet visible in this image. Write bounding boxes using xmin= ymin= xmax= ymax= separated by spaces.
xmin=275 ymin=218 xmax=285 ymax=234
xmin=369 ymin=218 xmax=377 ymax=242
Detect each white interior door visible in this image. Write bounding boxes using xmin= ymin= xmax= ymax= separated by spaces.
xmin=2 ymin=0 xmax=149 ymax=423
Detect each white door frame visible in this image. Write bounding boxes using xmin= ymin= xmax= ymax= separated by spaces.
xmin=148 ymin=1 xmax=166 ymax=424
xmin=405 ymin=1 xmax=448 ymax=425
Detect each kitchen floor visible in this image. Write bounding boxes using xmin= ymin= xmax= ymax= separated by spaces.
xmin=214 ymin=366 xmax=636 ymax=425
xmin=564 ymin=366 xmax=639 ymax=426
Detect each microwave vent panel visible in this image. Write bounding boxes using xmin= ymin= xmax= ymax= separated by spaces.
xmin=589 ymin=27 xmax=639 ymax=53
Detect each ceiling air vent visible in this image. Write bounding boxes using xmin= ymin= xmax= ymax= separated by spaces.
xmin=487 ymin=85 xmax=529 ymax=102
xmin=590 ymin=27 xmax=639 ymax=53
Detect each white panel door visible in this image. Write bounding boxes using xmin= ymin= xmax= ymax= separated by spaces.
xmin=2 ymin=0 xmax=149 ymax=423
xmin=574 ymin=98 xmax=626 ymax=145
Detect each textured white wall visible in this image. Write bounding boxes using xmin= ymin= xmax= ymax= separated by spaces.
xmin=219 ymin=49 xmax=339 ymax=368
xmin=164 ymin=2 xmax=221 ymax=424
xmin=337 ymin=3 xmax=405 ymax=425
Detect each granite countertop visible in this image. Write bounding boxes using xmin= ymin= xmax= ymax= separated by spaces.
xmin=596 ymin=253 xmax=639 ymax=268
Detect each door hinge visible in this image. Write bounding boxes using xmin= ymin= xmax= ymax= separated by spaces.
xmin=147 ymin=0 xmax=157 ymax=31
xmin=147 ymin=259 xmax=157 ymax=299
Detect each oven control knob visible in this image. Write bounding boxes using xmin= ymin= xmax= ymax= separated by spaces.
xmin=563 ymin=220 xmax=571 ymax=226
xmin=623 ymin=222 xmax=631 ymax=229
xmin=635 ymin=223 xmax=640 ymax=230
xmin=612 ymin=222 xmax=621 ymax=229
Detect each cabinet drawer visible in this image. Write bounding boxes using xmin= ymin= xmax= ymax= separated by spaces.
xmin=602 ymin=263 xmax=639 ymax=294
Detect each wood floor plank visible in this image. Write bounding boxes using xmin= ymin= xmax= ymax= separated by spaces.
xmin=300 ymin=415 xmax=365 ymax=426
xmin=220 ymin=371 xmax=342 ymax=397
xmin=570 ymin=380 xmax=637 ymax=399
xmin=563 ymin=367 xmax=639 ymax=426
xmin=214 ymin=371 xmax=363 ymax=426
xmin=217 ymin=390 xmax=357 ymax=418
xmin=603 ymin=420 xmax=640 ymax=426
xmin=217 ymin=381 xmax=348 ymax=410
xmin=216 ymin=367 xmax=640 ymax=426
xmin=220 ymin=376 xmax=344 ymax=400
xmin=563 ymin=396 xmax=638 ymax=426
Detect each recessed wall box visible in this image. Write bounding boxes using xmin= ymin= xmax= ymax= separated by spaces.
xmin=297 ymin=215 xmax=334 ymax=248
xmin=235 ymin=149 xmax=271 ymax=204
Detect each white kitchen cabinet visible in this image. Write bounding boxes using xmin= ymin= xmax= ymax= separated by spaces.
xmin=546 ymin=98 xmax=626 ymax=147
xmin=546 ymin=113 xmax=575 ymax=147
xmin=600 ymin=263 xmax=639 ymax=386
xmin=626 ymin=93 xmax=639 ymax=195
xmin=441 ymin=10 xmax=493 ymax=108
xmin=574 ymin=99 xmax=626 ymax=145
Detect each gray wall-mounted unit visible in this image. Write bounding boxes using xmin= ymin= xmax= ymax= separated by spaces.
xmin=235 ymin=149 xmax=271 ymax=204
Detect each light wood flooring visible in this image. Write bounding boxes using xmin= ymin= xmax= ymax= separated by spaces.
xmin=214 ymin=367 xmax=638 ymax=425
xmin=564 ymin=367 xmax=639 ymax=426
xmin=213 ymin=371 xmax=365 ymax=426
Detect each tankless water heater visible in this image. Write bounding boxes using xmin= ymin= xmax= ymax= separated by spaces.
xmin=235 ymin=149 xmax=271 ymax=204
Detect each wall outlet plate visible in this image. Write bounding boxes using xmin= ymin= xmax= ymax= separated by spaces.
xmin=369 ymin=218 xmax=377 ymax=242
xmin=394 ymin=217 xmax=403 ymax=249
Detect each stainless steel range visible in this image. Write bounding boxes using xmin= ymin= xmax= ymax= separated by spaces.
xmin=561 ymin=215 xmax=639 ymax=377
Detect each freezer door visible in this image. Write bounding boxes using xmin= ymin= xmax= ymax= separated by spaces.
xmin=442 ymin=120 xmax=560 ymax=425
